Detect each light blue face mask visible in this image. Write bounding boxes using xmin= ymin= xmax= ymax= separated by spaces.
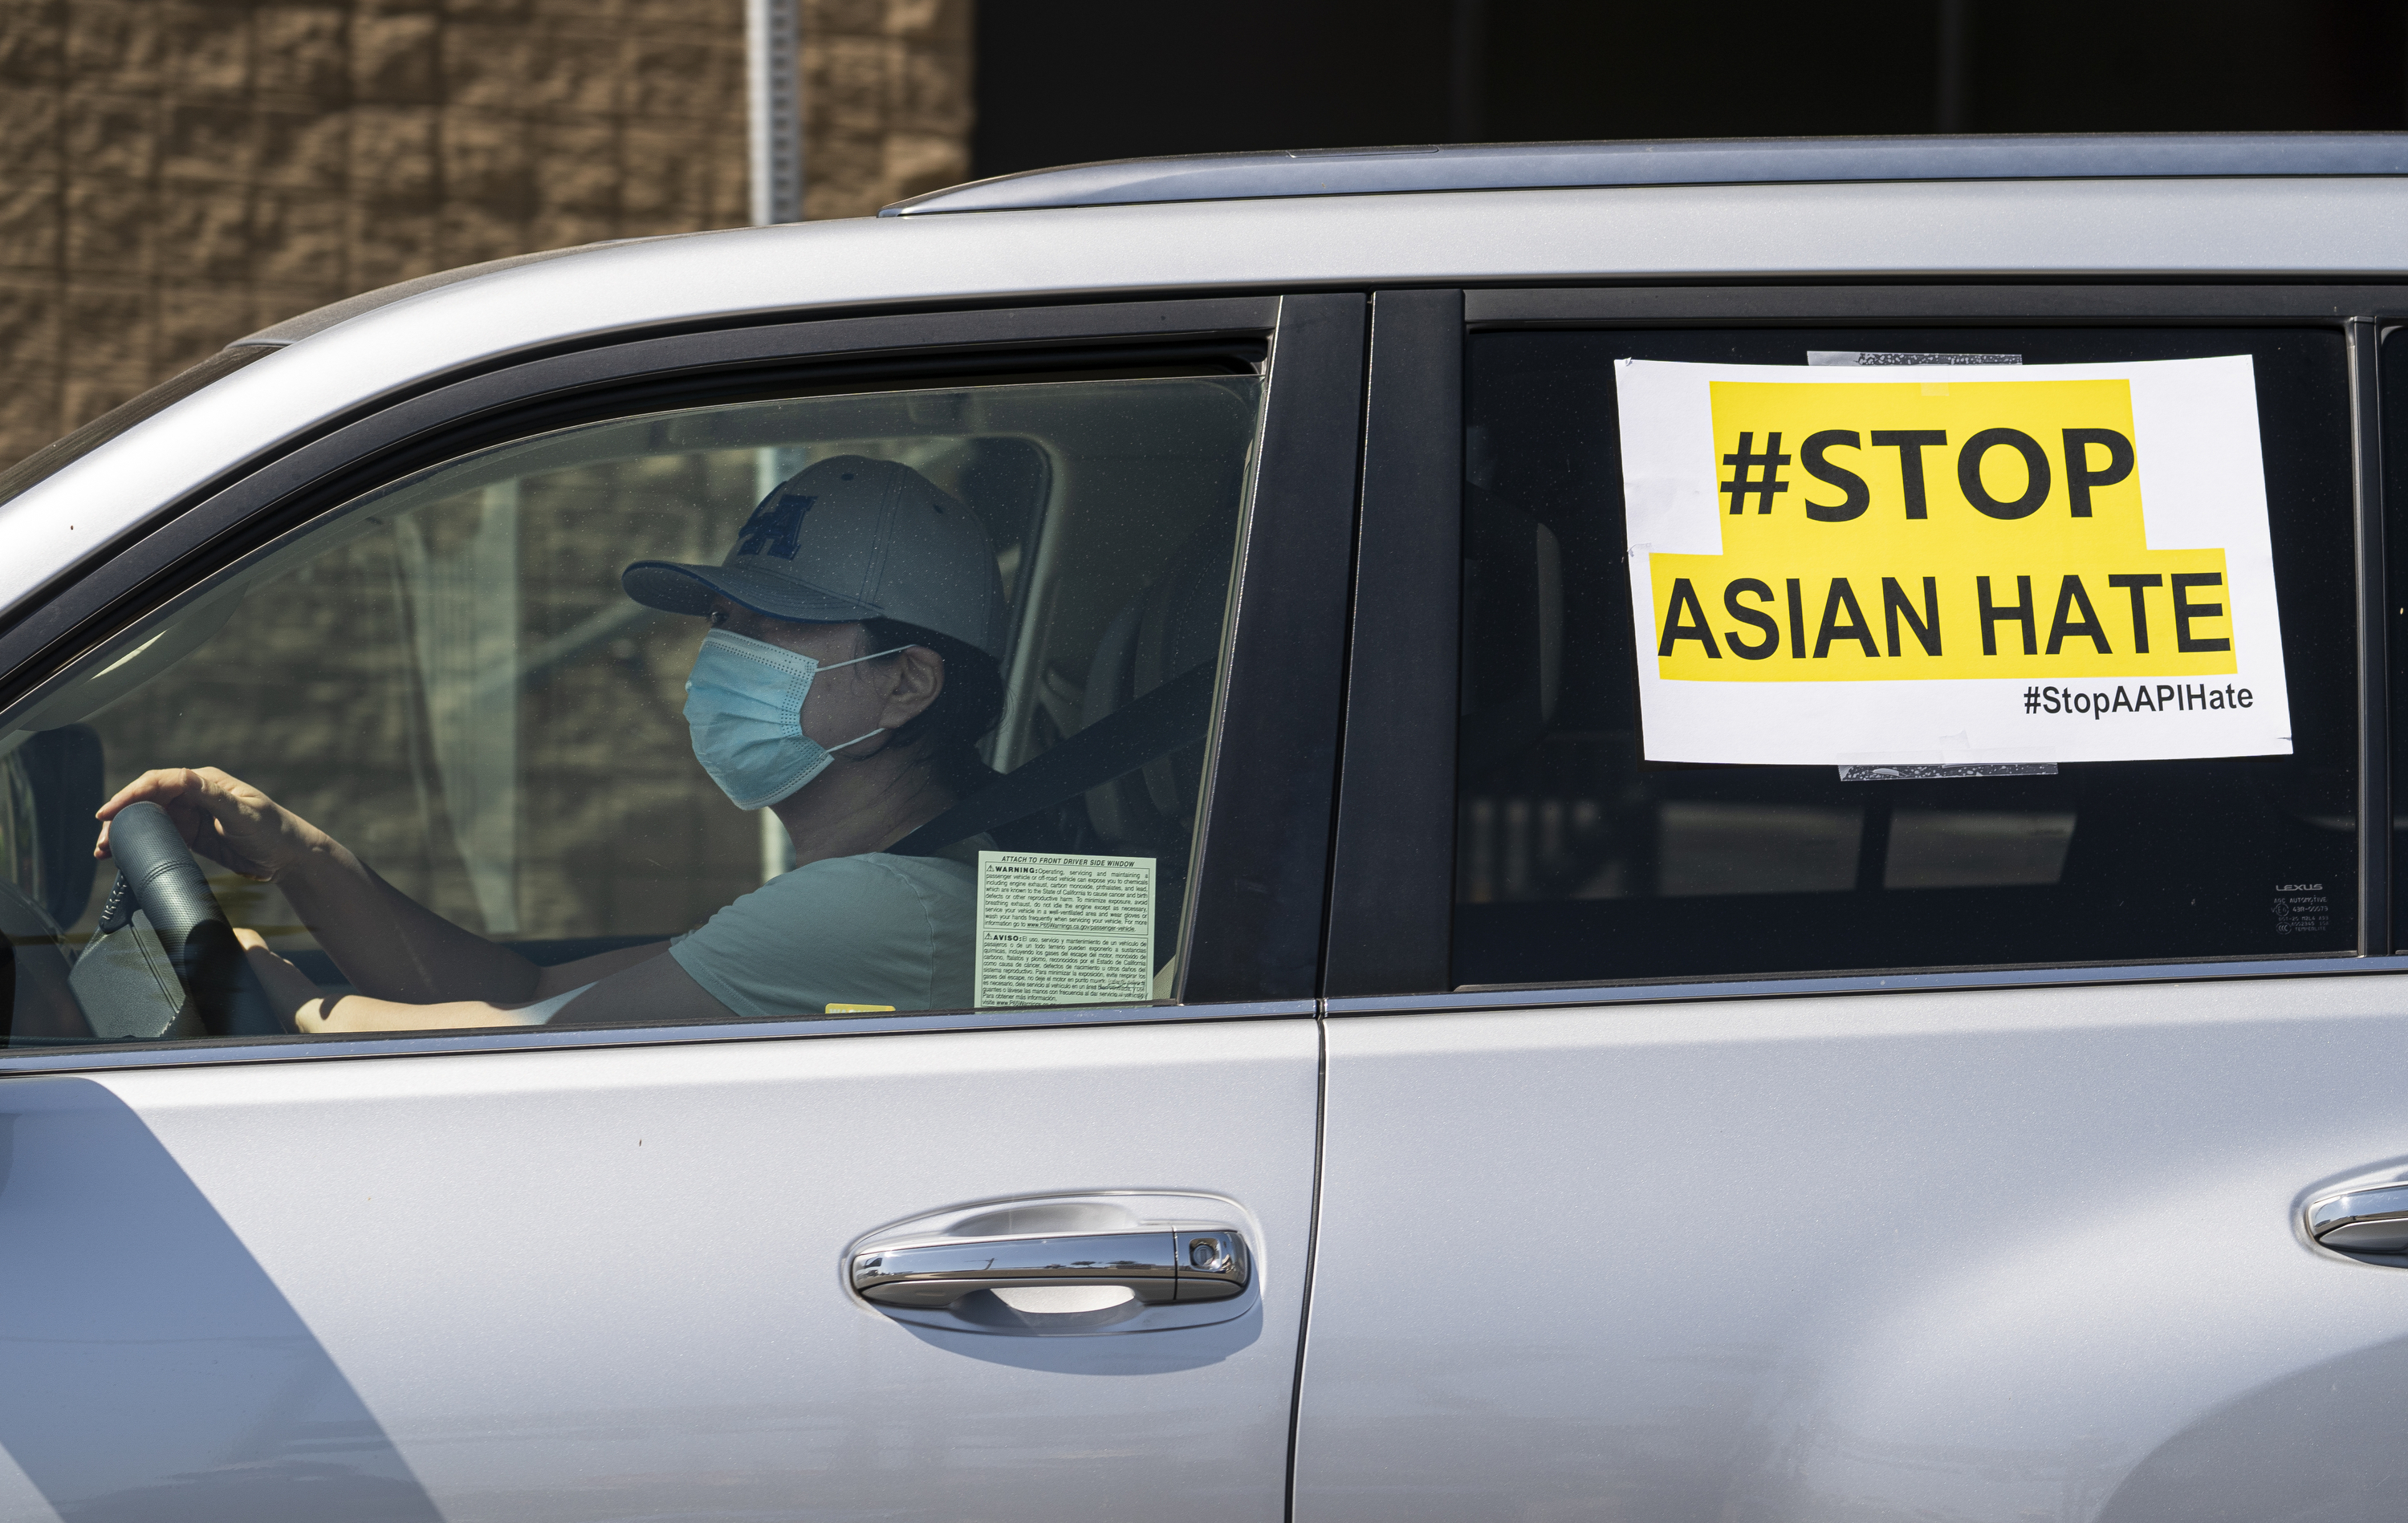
xmin=683 ymin=628 xmax=910 ymax=810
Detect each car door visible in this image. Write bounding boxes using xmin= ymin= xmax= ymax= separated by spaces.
xmin=1300 ymin=283 xmax=2408 ymax=1521
xmin=0 ymin=292 xmax=1365 ymax=1521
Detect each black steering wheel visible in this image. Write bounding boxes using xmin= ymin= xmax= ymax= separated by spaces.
xmin=98 ymin=801 xmax=281 ymax=1037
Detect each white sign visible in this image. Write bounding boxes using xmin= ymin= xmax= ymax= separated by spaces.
xmin=1617 ymin=355 xmax=2292 ymax=766
xmin=973 ymin=851 xmax=1156 ymax=1008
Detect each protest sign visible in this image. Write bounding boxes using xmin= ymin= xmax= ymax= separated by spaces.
xmin=1617 ymin=355 xmax=2290 ymax=766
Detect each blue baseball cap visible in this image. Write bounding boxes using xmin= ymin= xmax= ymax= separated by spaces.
xmin=623 ymin=454 xmax=1008 ymax=660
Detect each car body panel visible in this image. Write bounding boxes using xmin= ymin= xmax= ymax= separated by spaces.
xmin=0 ymin=1017 xmax=1318 ymax=1521
xmin=1296 ymin=978 xmax=2408 ymax=1521
xmin=14 ymin=176 xmax=2408 ymax=621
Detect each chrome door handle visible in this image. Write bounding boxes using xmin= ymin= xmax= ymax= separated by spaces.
xmin=2307 ymin=1184 xmax=2408 ymax=1253
xmin=851 ymin=1228 xmax=1250 ymax=1308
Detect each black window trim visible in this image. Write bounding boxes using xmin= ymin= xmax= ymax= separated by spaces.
xmin=2348 ymin=317 xmax=2390 ymax=956
xmin=1323 ymin=290 xmax=1463 ymax=997
xmin=1182 ymin=293 xmax=1369 ymax=1003
xmin=0 ymin=292 xmax=1364 ymax=1073
xmin=1324 ymin=280 xmax=2407 ymax=1010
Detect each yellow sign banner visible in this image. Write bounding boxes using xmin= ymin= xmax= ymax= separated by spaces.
xmin=1649 ymin=377 xmax=2236 ymax=681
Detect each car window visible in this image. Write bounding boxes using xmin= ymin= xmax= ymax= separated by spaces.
xmin=1454 ymin=327 xmax=2355 ymax=988
xmin=0 ymin=372 xmax=1261 ymax=1045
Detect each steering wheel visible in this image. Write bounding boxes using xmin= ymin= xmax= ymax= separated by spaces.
xmin=98 ymin=801 xmax=281 ymax=1037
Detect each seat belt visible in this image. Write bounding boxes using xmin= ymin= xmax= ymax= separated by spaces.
xmin=886 ymin=664 xmax=1215 ymax=857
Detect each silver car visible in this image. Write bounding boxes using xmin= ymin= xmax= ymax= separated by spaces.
xmin=2 ymin=133 xmax=2406 ymax=1521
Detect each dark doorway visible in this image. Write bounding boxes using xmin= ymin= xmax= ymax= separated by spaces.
xmin=972 ymin=1 xmax=2408 ymax=181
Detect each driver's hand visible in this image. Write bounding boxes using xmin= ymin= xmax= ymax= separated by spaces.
xmin=96 ymin=766 xmax=336 ymax=883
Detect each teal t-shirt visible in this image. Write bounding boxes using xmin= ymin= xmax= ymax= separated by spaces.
xmin=668 ymin=842 xmax=980 ymax=1017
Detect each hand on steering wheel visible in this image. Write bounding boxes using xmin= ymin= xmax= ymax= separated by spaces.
xmin=96 ymin=766 xmax=334 ymax=883
xmin=89 ymin=796 xmax=283 ymax=1037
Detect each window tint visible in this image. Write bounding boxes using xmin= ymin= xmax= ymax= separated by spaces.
xmin=1455 ymin=327 xmax=2356 ymax=989
xmin=1 ymin=372 xmax=1260 ymax=1045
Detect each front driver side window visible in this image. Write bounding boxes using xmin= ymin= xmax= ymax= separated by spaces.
xmin=0 ymin=372 xmax=1262 ymax=1047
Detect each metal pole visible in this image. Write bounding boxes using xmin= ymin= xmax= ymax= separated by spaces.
xmin=746 ymin=0 xmax=803 ymax=878
xmin=746 ymin=0 xmax=803 ymax=225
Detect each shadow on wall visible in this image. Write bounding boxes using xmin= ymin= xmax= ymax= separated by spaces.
xmin=0 ymin=1078 xmax=439 ymax=1523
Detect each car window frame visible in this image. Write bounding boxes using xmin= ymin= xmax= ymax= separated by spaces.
xmin=1324 ymin=282 xmax=2402 ymax=1009
xmin=0 ymin=347 xmax=275 ymax=518
xmin=0 ymin=293 xmax=1369 ymax=1073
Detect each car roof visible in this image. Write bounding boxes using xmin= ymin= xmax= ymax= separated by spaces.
xmin=883 ymin=132 xmax=2408 ymax=217
xmin=13 ymin=160 xmax=2408 ymax=624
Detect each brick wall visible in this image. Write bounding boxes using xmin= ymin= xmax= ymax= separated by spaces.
xmin=0 ymin=0 xmax=974 ymax=469
xmin=803 ymin=0 xmax=970 ymax=220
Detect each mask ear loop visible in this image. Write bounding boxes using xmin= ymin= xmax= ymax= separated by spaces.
xmin=816 ymin=644 xmax=920 ymax=759
xmin=820 ymin=643 xmax=917 ymax=672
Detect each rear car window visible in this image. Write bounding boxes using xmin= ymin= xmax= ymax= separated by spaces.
xmin=1454 ymin=327 xmax=2356 ymax=988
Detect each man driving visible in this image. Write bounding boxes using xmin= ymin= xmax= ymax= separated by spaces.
xmin=94 ymin=455 xmax=1007 ymax=1032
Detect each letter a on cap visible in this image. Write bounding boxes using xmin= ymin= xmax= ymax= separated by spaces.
xmin=735 ymin=489 xmax=815 ymax=560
